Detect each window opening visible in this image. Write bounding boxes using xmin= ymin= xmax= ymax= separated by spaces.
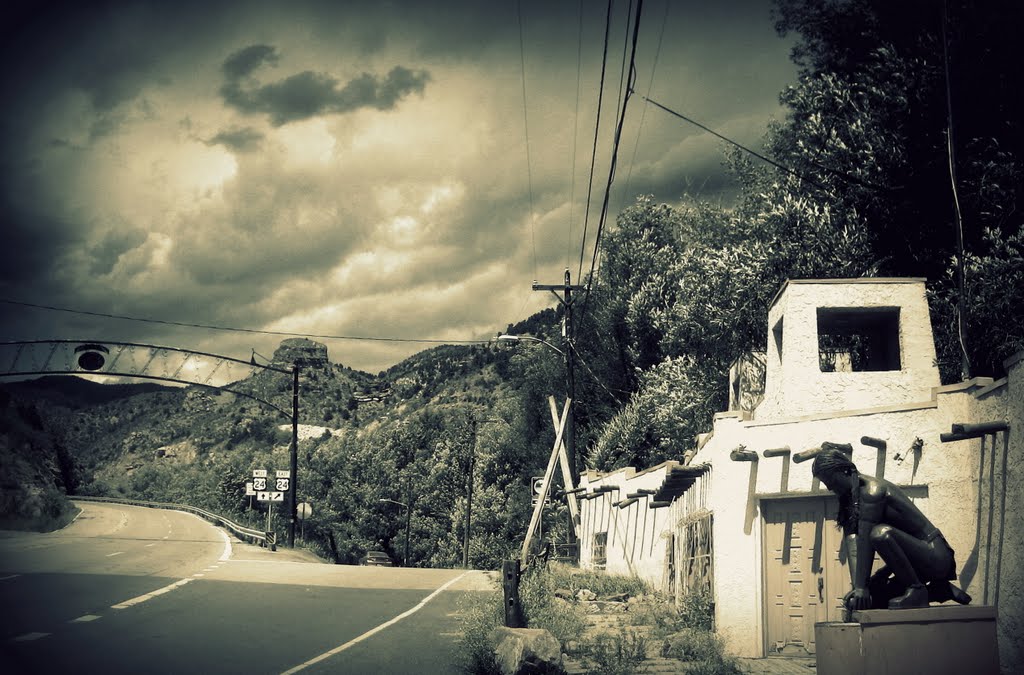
xmin=817 ymin=307 xmax=901 ymax=372
xmin=593 ymin=531 xmax=607 ymax=570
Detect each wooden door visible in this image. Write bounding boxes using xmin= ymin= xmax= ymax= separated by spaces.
xmin=762 ymin=497 xmax=847 ymax=656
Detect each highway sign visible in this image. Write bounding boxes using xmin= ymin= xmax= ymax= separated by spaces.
xmin=297 ymin=502 xmax=312 ymax=520
xmin=253 ymin=477 xmax=268 ymax=491
xmin=275 ymin=477 xmax=290 ymax=492
xmin=245 ymin=482 xmax=255 ymax=496
xmin=256 ymin=491 xmax=284 ymax=502
xmin=532 ymin=476 xmax=546 ymax=495
xmin=253 ymin=469 xmax=267 ymax=478
xmin=276 ymin=470 xmax=291 ymax=478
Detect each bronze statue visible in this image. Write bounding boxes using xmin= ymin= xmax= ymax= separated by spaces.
xmin=812 ymin=446 xmax=971 ymax=611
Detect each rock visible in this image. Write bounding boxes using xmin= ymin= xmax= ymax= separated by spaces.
xmin=576 ymin=589 xmax=597 ymax=602
xmin=602 ymin=592 xmax=630 ymax=603
xmin=492 ymin=626 xmax=564 ymax=675
xmin=554 ymin=588 xmax=575 ymax=600
xmin=272 ymin=338 xmax=330 ymax=369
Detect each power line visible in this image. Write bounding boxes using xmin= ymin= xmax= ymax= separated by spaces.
xmin=567 ymin=0 xmax=584 ymax=271
xmin=621 ymin=0 xmax=670 ymax=209
xmin=577 ymin=0 xmax=615 ymax=284
xmin=577 ymin=0 xmax=644 ymax=332
xmin=518 ymin=0 xmax=538 ymax=280
xmin=0 ymin=298 xmax=490 ymax=345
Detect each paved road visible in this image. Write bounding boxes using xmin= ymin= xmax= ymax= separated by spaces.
xmin=0 ymin=501 xmax=497 ymax=674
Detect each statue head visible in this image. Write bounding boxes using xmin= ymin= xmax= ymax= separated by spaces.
xmin=812 ymin=446 xmax=859 ymax=495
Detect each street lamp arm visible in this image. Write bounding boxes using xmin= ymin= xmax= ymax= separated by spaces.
xmin=379 ymin=498 xmax=408 ymax=508
xmin=496 ymin=334 xmax=565 ymax=356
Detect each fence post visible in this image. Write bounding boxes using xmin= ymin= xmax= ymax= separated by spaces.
xmin=502 ymin=559 xmax=526 ymax=628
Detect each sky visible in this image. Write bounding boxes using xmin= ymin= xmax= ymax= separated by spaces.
xmin=0 ymin=0 xmax=797 ymax=376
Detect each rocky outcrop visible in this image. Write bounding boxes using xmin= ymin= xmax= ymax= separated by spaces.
xmin=272 ymin=338 xmax=330 ymax=369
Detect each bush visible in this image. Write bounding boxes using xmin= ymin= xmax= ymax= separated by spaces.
xmin=578 ymin=629 xmax=648 ymax=675
xmin=661 ymin=628 xmax=742 ymax=674
xmin=455 ymin=590 xmax=503 ymax=674
xmin=519 ymin=564 xmax=587 ymax=647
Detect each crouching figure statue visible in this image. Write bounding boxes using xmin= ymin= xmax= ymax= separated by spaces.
xmin=812 ymin=445 xmax=972 ymax=612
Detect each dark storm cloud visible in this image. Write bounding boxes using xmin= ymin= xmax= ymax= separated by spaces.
xmin=208 ymin=126 xmax=264 ymax=152
xmin=220 ymin=45 xmax=431 ymax=126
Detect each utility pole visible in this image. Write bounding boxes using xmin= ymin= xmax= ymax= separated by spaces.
xmin=464 ymin=417 xmax=497 ymax=569
xmin=532 ymin=269 xmax=585 ymax=481
xmin=288 ymin=364 xmax=299 ymax=548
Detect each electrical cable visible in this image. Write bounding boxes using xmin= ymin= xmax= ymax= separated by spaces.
xmin=518 ymin=0 xmax=538 ymax=281
xmin=0 ymin=298 xmax=490 ymax=344
xmin=621 ymin=0 xmax=669 ymax=209
xmin=577 ymin=0 xmax=644 ymax=334
xmin=577 ymin=0 xmax=615 ymax=284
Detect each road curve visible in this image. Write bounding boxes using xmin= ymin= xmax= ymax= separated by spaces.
xmin=0 ymin=501 xmax=498 ymax=674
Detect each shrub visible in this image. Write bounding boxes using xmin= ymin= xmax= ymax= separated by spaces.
xmin=519 ymin=564 xmax=587 ymax=647
xmin=578 ymin=629 xmax=648 ymax=675
xmin=455 ymin=590 xmax=503 ymax=675
xmin=661 ymin=628 xmax=742 ymax=674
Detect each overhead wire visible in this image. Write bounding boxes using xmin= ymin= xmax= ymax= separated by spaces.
xmin=517 ymin=0 xmax=538 ymax=281
xmin=576 ymin=0 xmax=615 ymax=284
xmin=0 ymin=298 xmax=490 ymax=345
xmin=621 ymin=0 xmax=669 ymax=210
xmin=576 ymin=0 xmax=644 ymax=334
xmin=567 ymin=0 xmax=584 ymax=271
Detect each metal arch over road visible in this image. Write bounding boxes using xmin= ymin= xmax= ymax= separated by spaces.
xmin=0 ymin=339 xmax=303 ymax=548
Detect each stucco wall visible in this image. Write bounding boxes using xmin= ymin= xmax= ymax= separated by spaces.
xmin=759 ymin=279 xmax=940 ymax=420
xmin=694 ymin=374 xmax=1016 ymax=660
xmin=996 ymin=352 xmax=1023 ymax=674
xmin=578 ymin=464 xmax=676 ymax=585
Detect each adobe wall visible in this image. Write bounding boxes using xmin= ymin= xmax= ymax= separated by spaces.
xmin=577 ymin=464 xmax=676 ymax=584
xmin=758 ymin=280 xmax=940 ymax=420
xmin=697 ymin=373 xmax=1015 ymax=660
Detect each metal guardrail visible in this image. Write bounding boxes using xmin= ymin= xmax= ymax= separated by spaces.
xmin=72 ymin=495 xmax=269 ymax=547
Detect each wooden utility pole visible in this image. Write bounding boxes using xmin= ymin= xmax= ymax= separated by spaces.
xmin=532 ymin=269 xmax=585 ymax=481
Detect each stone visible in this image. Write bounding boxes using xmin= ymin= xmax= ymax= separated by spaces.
xmin=553 ymin=588 xmax=575 ymax=600
xmin=492 ymin=626 xmax=564 ymax=675
xmin=576 ymin=589 xmax=597 ymax=602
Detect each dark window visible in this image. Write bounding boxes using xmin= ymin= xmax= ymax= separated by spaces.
xmin=817 ymin=307 xmax=901 ymax=372
xmin=593 ymin=531 xmax=608 ymax=569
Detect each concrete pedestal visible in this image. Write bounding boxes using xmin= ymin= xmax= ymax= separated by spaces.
xmin=815 ymin=605 xmax=998 ymax=675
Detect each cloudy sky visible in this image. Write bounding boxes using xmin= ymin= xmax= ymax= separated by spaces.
xmin=0 ymin=0 xmax=796 ymax=375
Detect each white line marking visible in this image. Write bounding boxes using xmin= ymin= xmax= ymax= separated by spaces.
xmin=145 ymin=543 xmax=156 ymax=547
xmin=0 ymin=574 xmax=21 ymax=581
xmin=192 ymin=573 xmax=204 ymax=578
xmin=280 ymin=572 xmax=468 ymax=674
xmin=217 ymin=528 xmax=232 ymax=562
xmin=106 ymin=551 xmax=124 ymax=557
xmin=13 ymin=632 xmax=50 ymax=642
xmin=71 ymin=615 xmax=102 ymax=623
xmin=111 ymin=578 xmax=194 ymax=609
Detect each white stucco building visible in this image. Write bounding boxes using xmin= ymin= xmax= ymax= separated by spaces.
xmin=577 ymin=278 xmax=1022 ymax=673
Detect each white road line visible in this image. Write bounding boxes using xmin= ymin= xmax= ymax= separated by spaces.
xmin=111 ymin=578 xmax=194 ymax=609
xmin=0 ymin=574 xmax=21 ymax=581
xmin=71 ymin=615 xmax=102 ymax=623
xmin=217 ymin=528 xmax=232 ymax=562
xmin=13 ymin=632 xmax=50 ymax=642
xmin=106 ymin=551 xmax=124 ymax=557
xmin=145 ymin=543 xmax=156 ymax=547
xmin=279 ymin=572 xmax=469 ymax=675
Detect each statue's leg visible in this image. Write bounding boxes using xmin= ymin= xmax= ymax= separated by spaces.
xmin=869 ymin=525 xmax=948 ymax=609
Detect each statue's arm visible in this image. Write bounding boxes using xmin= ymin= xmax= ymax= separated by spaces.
xmin=846 ymin=484 xmax=885 ymax=608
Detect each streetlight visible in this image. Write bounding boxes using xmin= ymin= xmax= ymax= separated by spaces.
xmin=496 ymin=334 xmax=565 ymax=356
xmin=379 ymin=498 xmax=411 ymax=567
